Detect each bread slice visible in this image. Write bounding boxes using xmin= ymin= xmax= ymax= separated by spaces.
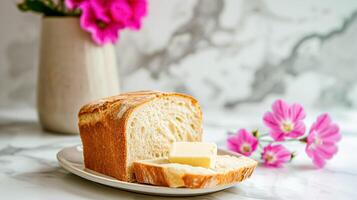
xmin=133 ymin=155 xmax=257 ymax=188
xmin=78 ymin=91 xmax=203 ymax=182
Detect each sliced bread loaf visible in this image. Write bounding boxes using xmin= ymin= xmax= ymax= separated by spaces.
xmin=133 ymin=155 xmax=257 ymax=188
xmin=78 ymin=91 xmax=203 ymax=182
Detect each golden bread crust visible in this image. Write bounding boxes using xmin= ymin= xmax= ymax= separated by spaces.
xmin=132 ymin=161 xmax=170 ymax=187
xmin=133 ymin=157 xmax=257 ymax=189
xmin=78 ymin=90 xmax=202 ymax=182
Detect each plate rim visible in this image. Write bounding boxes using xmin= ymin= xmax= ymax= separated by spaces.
xmin=57 ymin=145 xmax=240 ymax=196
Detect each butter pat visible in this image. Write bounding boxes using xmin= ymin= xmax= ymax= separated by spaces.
xmin=168 ymin=142 xmax=217 ymax=168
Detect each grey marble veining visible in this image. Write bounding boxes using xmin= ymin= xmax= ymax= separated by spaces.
xmin=117 ymin=0 xmax=357 ymax=111
xmin=0 ymin=109 xmax=356 ymax=200
xmin=2 ymin=0 xmax=357 ymax=113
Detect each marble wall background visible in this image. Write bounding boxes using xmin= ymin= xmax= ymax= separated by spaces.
xmin=1 ymin=0 xmax=357 ymax=113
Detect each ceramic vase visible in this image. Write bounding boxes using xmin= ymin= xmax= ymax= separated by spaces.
xmin=37 ymin=17 xmax=119 ymax=134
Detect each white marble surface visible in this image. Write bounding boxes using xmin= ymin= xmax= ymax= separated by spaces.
xmin=0 ymin=108 xmax=356 ymax=200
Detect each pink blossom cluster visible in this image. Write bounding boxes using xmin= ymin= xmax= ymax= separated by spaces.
xmin=227 ymin=99 xmax=341 ymax=168
xmin=65 ymin=0 xmax=147 ymax=45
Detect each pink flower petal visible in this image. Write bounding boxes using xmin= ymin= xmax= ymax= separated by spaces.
xmin=305 ymin=145 xmax=314 ymax=158
xmin=239 ymin=129 xmax=249 ymax=141
xmin=312 ymin=153 xmax=326 ymax=168
xmin=126 ymin=0 xmax=148 ymax=30
xmin=290 ymin=103 xmax=306 ymax=121
xmin=227 ymin=135 xmax=239 ymax=151
xmin=317 ymin=144 xmax=338 ymax=159
xmin=320 ymin=125 xmax=341 ymax=142
xmin=227 ymin=129 xmax=258 ymax=156
xmin=79 ymin=1 xmax=125 ymax=45
xmin=313 ymin=113 xmax=332 ymax=133
xmin=65 ymin=0 xmax=85 ymax=9
xmin=269 ymin=130 xmax=285 ymax=141
xmin=110 ymin=1 xmax=132 ymax=22
xmin=76 ymin=0 xmax=147 ymax=45
xmin=288 ymin=121 xmax=306 ymax=138
xmin=264 ymin=99 xmax=306 ymax=141
xmin=275 ymin=150 xmax=291 ymax=158
xmin=305 ymin=113 xmax=341 ymax=168
xmin=263 ymin=112 xmax=280 ymax=129
xmin=110 ymin=0 xmax=148 ymax=30
xmin=261 ymin=144 xmax=291 ymax=168
xmin=272 ymin=99 xmax=289 ymax=120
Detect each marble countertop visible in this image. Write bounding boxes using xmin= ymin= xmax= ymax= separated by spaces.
xmin=0 ymin=108 xmax=356 ymax=200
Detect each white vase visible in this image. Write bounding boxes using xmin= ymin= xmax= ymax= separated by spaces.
xmin=37 ymin=17 xmax=120 ymax=134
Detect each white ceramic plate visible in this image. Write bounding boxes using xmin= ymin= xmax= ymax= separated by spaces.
xmin=57 ymin=145 xmax=242 ymax=196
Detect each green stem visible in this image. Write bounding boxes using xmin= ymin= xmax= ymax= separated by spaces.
xmin=259 ymin=138 xmax=300 ymax=143
xmin=258 ymin=133 xmax=269 ymax=138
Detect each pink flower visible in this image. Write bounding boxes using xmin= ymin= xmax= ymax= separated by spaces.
xmin=65 ymin=0 xmax=148 ymax=45
xmin=110 ymin=0 xmax=148 ymax=30
xmin=263 ymin=99 xmax=306 ymax=141
xmin=261 ymin=144 xmax=291 ymax=167
xmin=305 ymin=114 xmax=341 ymax=168
xmin=65 ymin=0 xmax=85 ymax=10
xmin=80 ymin=2 xmax=124 ymax=45
xmin=227 ymin=129 xmax=258 ymax=156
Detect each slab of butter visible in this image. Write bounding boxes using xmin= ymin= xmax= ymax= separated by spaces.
xmin=168 ymin=142 xmax=217 ymax=168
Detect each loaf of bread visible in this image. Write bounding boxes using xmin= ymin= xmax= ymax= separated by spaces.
xmin=133 ymin=155 xmax=257 ymax=188
xmin=78 ymin=91 xmax=203 ymax=182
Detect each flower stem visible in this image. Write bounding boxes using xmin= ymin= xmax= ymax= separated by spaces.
xmin=259 ymin=138 xmax=299 ymax=143
xmin=299 ymin=137 xmax=308 ymax=143
xmin=259 ymin=139 xmax=273 ymax=142
xmin=289 ymin=152 xmax=297 ymax=162
xmin=259 ymin=133 xmax=269 ymax=138
xmin=283 ymin=139 xmax=301 ymax=142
